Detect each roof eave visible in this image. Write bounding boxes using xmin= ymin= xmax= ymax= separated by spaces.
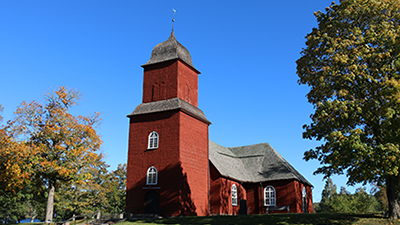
xmin=141 ymin=58 xmax=201 ymax=74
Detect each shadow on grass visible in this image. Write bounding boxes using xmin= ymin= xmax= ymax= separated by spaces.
xmin=129 ymin=213 xmax=389 ymax=225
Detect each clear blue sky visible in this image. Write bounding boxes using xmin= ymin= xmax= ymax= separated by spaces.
xmin=0 ymin=0 xmax=370 ymax=203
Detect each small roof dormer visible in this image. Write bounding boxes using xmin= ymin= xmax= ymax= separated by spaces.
xmin=142 ymin=31 xmax=199 ymax=73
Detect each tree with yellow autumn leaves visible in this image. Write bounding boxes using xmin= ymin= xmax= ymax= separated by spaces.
xmin=297 ymin=0 xmax=400 ymax=219
xmin=1 ymin=87 xmax=104 ymax=222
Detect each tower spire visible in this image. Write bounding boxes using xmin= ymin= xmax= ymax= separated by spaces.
xmin=172 ymin=8 xmax=176 ymax=31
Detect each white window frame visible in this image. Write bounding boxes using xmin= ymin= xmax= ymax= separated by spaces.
xmin=148 ymin=131 xmax=159 ymax=149
xmin=302 ymin=186 xmax=307 ymax=212
xmin=264 ymin=186 xmax=276 ymax=206
xmin=146 ymin=166 xmax=158 ymax=185
xmin=231 ymin=184 xmax=238 ymax=206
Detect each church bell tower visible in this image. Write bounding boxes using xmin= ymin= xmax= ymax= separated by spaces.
xmin=126 ymin=31 xmax=211 ymax=216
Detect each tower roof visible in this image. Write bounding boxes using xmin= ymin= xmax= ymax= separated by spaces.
xmin=127 ymin=97 xmax=210 ymax=124
xmin=142 ymin=31 xmax=198 ymax=72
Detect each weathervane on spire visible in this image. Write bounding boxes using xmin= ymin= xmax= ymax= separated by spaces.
xmin=172 ymin=8 xmax=176 ymax=31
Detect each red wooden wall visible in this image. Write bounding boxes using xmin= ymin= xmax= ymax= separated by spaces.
xmin=209 ymin=164 xmax=313 ymax=215
xmin=126 ymin=59 xmax=209 ymax=216
xmin=142 ymin=60 xmax=198 ymax=107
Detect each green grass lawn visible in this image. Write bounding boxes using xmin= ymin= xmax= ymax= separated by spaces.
xmin=118 ymin=213 xmax=400 ymax=225
xmin=14 ymin=213 xmax=400 ymax=225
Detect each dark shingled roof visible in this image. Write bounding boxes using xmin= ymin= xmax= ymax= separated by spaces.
xmin=142 ymin=31 xmax=199 ymax=72
xmin=209 ymin=141 xmax=313 ymax=186
xmin=127 ymin=97 xmax=210 ymax=124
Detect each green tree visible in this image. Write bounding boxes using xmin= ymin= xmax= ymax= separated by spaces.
xmin=352 ymin=188 xmax=380 ymax=213
xmin=0 ymin=192 xmax=27 ymax=224
xmin=318 ymin=179 xmax=380 ymax=213
xmin=319 ymin=178 xmax=337 ymax=212
xmin=54 ymin=163 xmax=126 ymax=219
xmin=297 ymin=0 xmax=400 ymax=219
xmin=372 ymin=184 xmax=389 ymax=212
xmin=9 ymin=87 xmax=103 ymax=222
xmin=24 ymin=188 xmax=46 ymax=223
xmin=104 ymin=163 xmax=126 ymax=214
xmin=54 ymin=155 xmax=109 ymax=219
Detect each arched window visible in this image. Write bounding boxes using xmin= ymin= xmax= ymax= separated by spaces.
xmin=146 ymin=166 xmax=158 ymax=185
xmin=264 ymin=186 xmax=276 ymax=206
xmin=148 ymin=131 xmax=159 ymax=149
xmin=302 ymin=187 xmax=307 ymax=213
xmin=231 ymin=184 xmax=238 ymax=206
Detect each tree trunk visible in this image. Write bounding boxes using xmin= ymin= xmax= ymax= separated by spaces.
xmin=30 ymin=215 xmax=35 ymax=223
xmin=386 ymin=175 xmax=400 ymax=219
xmin=45 ymin=181 xmax=55 ymax=223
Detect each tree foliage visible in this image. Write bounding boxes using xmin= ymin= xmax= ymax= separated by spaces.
xmin=1 ymin=88 xmax=127 ymax=222
xmin=317 ymin=178 xmax=380 ymax=213
xmin=104 ymin=163 xmax=126 ymax=214
xmin=0 ymin=105 xmax=36 ymax=196
xmin=297 ymin=0 xmax=400 ymax=219
xmin=54 ymin=163 xmax=126 ymax=220
xmin=319 ymin=178 xmax=337 ymax=212
xmin=0 ymin=192 xmax=27 ymax=224
xmin=54 ymin=156 xmax=109 ymax=219
xmin=372 ymin=184 xmax=389 ymax=212
xmin=2 ymin=87 xmax=103 ymax=222
xmin=0 ymin=106 xmax=42 ymax=224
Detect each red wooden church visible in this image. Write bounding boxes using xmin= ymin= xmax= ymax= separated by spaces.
xmin=126 ymin=31 xmax=313 ymax=216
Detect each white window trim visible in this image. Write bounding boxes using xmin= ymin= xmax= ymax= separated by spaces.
xmin=231 ymin=184 xmax=238 ymax=206
xmin=148 ymin=131 xmax=159 ymax=149
xmin=146 ymin=166 xmax=158 ymax=185
xmin=302 ymin=187 xmax=308 ymax=212
xmin=264 ymin=186 xmax=276 ymax=206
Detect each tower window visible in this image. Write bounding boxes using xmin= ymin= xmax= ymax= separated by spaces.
xmin=231 ymin=184 xmax=238 ymax=206
xmin=264 ymin=186 xmax=276 ymax=206
xmin=148 ymin=131 xmax=159 ymax=149
xmin=147 ymin=166 xmax=158 ymax=185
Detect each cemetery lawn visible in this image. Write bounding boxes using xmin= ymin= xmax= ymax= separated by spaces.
xmin=119 ymin=213 xmax=400 ymax=225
